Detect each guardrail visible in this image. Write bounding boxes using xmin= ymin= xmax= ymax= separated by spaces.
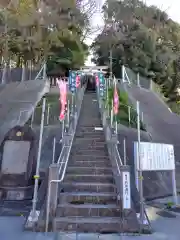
xmin=97 ymin=79 xmax=151 ymax=232
xmin=45 ymin=86 xmax=85 ymax=232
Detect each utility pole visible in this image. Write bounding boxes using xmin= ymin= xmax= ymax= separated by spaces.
xmin=136 ymin=101 xmax=144 ymax=230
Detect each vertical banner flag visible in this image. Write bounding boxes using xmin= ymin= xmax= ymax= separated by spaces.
xmin=99 ymin=72 xmax=105 ymax=97
xmin=113 ymin=81 xmax=119 ymax=115
xmin=95 ymin=74 xmax=99 ymax=87
xmin=57 ymin=78 xmax=67 ymax=121
xmin=69 ymin=70 xmax=76 ymax=93
xmin=68 ymin=70 xmax=72 ymax=91
xmin=76 ymin=73 xmax=81 ymax=88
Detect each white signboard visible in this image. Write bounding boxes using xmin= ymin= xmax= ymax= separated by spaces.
xmin=122 ymin=171 xmax=131 ymax=209
xmin=134 ymin=142 xmax=175 ymax=171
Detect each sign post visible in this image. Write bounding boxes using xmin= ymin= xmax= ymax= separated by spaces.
xmin=136 ymin=101 xmax=144 ymax=227
xmin=134 ymin=141 xmax=177 ymax=205
xmin=120 ymin=165 xmax=131 ymax=210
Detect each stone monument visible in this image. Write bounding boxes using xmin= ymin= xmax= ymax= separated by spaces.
xmin=0 ymin=125 xmax=37 ymax=200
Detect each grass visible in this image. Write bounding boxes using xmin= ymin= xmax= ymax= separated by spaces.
xmin=151 ymin=81 xmax=168 ymax=102
xmin=152 ymin=81 xmax=180 ymax=114
xmin=105 ymin=88 xmax=146 ymax=131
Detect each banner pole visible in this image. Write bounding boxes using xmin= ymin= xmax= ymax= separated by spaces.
xmin=52 ymin=137 xmax=56 ymax=164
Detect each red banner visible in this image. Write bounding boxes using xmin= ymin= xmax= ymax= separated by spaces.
xmin=56 ymin=78 xmax=67 ymax=121
xmin=76 ymin=74 xmax=81 ymax=88
xmin=95 ymin=75 xmax=99 ymax=86
xmin=113 ymin=84 xmax=119 ymax=115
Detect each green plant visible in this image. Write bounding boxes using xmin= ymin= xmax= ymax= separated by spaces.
xmin=105 ymin=87 xmax=146 ymax=131
xmin=166 ymin=202 xmax=174 ymax=209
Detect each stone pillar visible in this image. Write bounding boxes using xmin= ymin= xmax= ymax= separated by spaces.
xmin=48 ymin=164 xmax=59 ymax=216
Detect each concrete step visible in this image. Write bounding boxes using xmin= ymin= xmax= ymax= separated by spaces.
xmin=56 ymin=203 xmax=121 ymax=218
xmin=77 ymin=123 xmax=102 ymax=127
xmin=75 ymin=132 xmax=104 ymax=138
xmin=68 ymin=160 xmax=111 ymax=168
xmin=71 ymin=149 xmax=108 ymax=156
xmin=71 ymin=143 xmax=107 ymax=151
xmin=61 ymin=182 xmax=116 ymax=193
xmin=76 ymin=126 xmax=103 ymax=131
xmin=59 ymin=192 xmax=117 ymax=204
xmin=64 ymin=174 xmax=114 ymax=183
xmin=76 ymin=130 xmax=103 ymax=135
xmin=74 ymin=137 xmax=105 ymax=144
xmin=69 ymin=154 xmax=109 ymax=162
xmin=66 ymin=167 xmax=113 ymax=175
xmin=52 ymin=216 xmax=138 ymax=233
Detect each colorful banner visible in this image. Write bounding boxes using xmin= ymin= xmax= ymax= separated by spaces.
xmin=77 ymin=71 xmax=83 ymax=76
xmin=113 ymin=83 xmax=119 ymax=115
xmin=76 ymin=74 xmax=81 ymax=88
xmin=68 ymin=71 xmax=72 ymax=90
xmin=57 ymin=78 xmax=67 ymax=121
xmin=95 ymin=75 xmax=99 ymax=87
xmin=69 ymin=70 xmax=76 ymax=93
xmin=98 ymin=72 xmax=105 ymax=97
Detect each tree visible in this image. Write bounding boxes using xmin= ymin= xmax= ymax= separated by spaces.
xmin=91 ymin=0 xmax=180 ymax=103
xmin=0 ymin=0 xmax=90 ymax=82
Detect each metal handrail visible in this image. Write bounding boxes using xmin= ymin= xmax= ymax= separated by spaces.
xmin=115 ymin=145 xmax=123 ymax=166
xmin=57 ymin=144 xmax=66 ymax=164
xmin=97 ymin=86 xmax=123 ymax=175
xmin=99 ymin=79 xmax=151 ymax=229
xmin=34 ymin=63 xmax=45 ymax=81
xmin=45 ymin=117 xmax=76 ymax=233
xmin=114 ymin=146 xmax=121 ymax=175
xmin=45 ymin=87 xmax=85 ymax=232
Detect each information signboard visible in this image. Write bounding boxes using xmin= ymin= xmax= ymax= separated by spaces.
xmin=134 ymin=142 xmax=175 ymax=171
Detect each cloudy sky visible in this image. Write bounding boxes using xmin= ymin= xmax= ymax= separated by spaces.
xmin=85 ymin=0 xmax=180 ymax=65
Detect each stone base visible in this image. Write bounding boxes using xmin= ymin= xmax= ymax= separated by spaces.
xmin=0 ymin=185 xmax=34 ymax=200
xmin=136 ymin=213 xmax=152 ymax=234
xmin=25 ymin=210 xmax=40 ymax=230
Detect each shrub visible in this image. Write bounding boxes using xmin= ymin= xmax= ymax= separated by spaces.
xmin=105 ymin=87 xmax=146 ymax=131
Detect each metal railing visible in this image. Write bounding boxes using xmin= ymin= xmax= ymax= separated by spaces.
xmin=34 ymin=62 xmax=47 ymax=81
xmin=45 ymin=86 xmax=85 ymax=232
xmin=97 ymin=83 xmax=123 ymax=176
xmin=97 ymin=77 xmax=151 ymax=230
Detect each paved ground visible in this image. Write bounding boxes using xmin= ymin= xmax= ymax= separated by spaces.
xmin=0 ymin=204 xmax=180 ymax=239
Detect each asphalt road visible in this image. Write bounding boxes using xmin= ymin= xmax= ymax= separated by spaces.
xmin=119 ymin=82 xmax=180 ymax=199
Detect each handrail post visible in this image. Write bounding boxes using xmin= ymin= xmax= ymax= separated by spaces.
xmin=47 ymin=164 xmax=59 ymax=216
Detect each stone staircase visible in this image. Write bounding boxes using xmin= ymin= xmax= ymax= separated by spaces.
xmin=52 ymin=92 xmax=139 ymax=233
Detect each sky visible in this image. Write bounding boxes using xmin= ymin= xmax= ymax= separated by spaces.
xmin=85 ymin=0 xmax=180 ymax=65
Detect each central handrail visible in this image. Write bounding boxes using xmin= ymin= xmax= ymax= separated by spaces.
xmin=114 ymin=146 xmax=122 ymax=175
xmin=97 ymin=85 xmax=123 ymax=176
